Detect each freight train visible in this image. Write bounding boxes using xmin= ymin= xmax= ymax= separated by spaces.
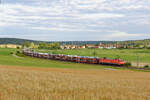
xmin=23 ymin=49 xmax=125 ymax=66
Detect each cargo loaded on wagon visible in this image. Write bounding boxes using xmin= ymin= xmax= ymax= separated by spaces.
xmin=23 ymin=49 xmax=125 ymax=66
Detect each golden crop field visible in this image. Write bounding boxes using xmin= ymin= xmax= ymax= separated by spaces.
xmin=0 ymin=66 xmax=150 ymax=100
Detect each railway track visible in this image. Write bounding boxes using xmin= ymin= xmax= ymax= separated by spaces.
xmin=22 ymin=49 xmax=150 ymax=71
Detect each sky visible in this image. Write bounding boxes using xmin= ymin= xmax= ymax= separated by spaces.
xmin=0 ymin=0 xmax=150 ymax=41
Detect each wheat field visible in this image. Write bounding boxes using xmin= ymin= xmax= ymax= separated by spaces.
xmin=0 ymin=66 xmax=150 ymax=100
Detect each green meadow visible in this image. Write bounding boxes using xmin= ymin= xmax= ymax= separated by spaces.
xmin=1 ymin=48 xmax=150 ymax=70
xmin=0 ymin=48 xmax=119 ymax=69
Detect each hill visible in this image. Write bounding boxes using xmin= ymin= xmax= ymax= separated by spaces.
xmin=0 ymin=38 xmax=41 ymax=45
xmin=0 ymin=38 xmax=115 ymax=45
xmin=0 ymin=38 xmax=150 ymax=46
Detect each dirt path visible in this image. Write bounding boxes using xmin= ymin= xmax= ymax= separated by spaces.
xmin=12 ymin=54 xmax=23 ymax=58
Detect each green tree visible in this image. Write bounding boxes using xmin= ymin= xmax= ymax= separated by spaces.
xmin=38 ymin=42 xmax=60 ymax=50
xmin=51 ymin=42 xmax=60 ymax=49
xmin=25 ymin=41 xmax=30 ymax=48
xmin=21 ymin=42 xmax=25 ymax=48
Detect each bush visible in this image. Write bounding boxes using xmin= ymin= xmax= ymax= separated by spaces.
xmin=16 ymin=46 xmax=20 ymax=49
xmin=16 ymin=50 xmax=20 ymax=54
xmin=16 ymin=50 xmax=24 ymax=57
xmin=16 ymin=52 xmax=25 ymax=57
xmin=144 ymin=65 xmax=149 ymax=68
xmin=10 ymin=52 xmax=14 ymax=54
xmin=124 ymin=62 xmax=132 ymax=67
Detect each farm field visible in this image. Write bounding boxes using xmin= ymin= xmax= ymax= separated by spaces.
xmin=0 ymin=66 xmax=150 ymax=100
xmin=0 ymin=48 xmax=150 ymax=100
xmin=36 ymin=48 xmax=150 ymax=66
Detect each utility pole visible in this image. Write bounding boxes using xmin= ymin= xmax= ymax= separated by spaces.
xmin=136 ymin=52 xmax=139 ymax=68
xmin=93 ymin=47 xmax=96 ymax=57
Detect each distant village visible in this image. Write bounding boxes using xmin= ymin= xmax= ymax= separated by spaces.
xmin=1 ymin=41 xmax=150 ymax=49
xmin=60 ymin=43 xmax=117 ymax=49
xmin=60 ymin=42 xmax=150 ymax=49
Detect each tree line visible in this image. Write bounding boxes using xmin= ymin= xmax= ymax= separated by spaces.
xmin=21 ymin=42 xmax=60 ymax=50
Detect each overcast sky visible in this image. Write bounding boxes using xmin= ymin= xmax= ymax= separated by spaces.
xmin=0 ymin=0 xmax=150 ymax=41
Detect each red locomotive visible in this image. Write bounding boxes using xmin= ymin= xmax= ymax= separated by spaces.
xmin=99 ymin=58 xmax=124 ymax=65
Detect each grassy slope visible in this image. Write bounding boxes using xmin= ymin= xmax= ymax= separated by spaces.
xmin=37 ymin=49 xmax=150 ymax=63
xmin=0 ymin=48 xmax=121 ymax=70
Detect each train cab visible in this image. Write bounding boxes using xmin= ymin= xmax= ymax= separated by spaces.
xmin=114 ymin=59 xmax=124 ymax=65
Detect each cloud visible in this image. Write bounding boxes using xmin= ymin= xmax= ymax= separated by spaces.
xmin=76 ymin=13 xmax=125 ymax=20
xmin=0 ymin=0 xmax=150 ymax=41
xmin=31 ymin=26 xmax=102 ymax=32
xmin=106 ymin=31 xmax=142 ymax=40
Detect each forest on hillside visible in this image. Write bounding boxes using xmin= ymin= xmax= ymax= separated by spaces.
xmin=0 ymin=38 xmax=115 ymax=45
xmin=0 ymin=38 xmax=150 ymax=48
